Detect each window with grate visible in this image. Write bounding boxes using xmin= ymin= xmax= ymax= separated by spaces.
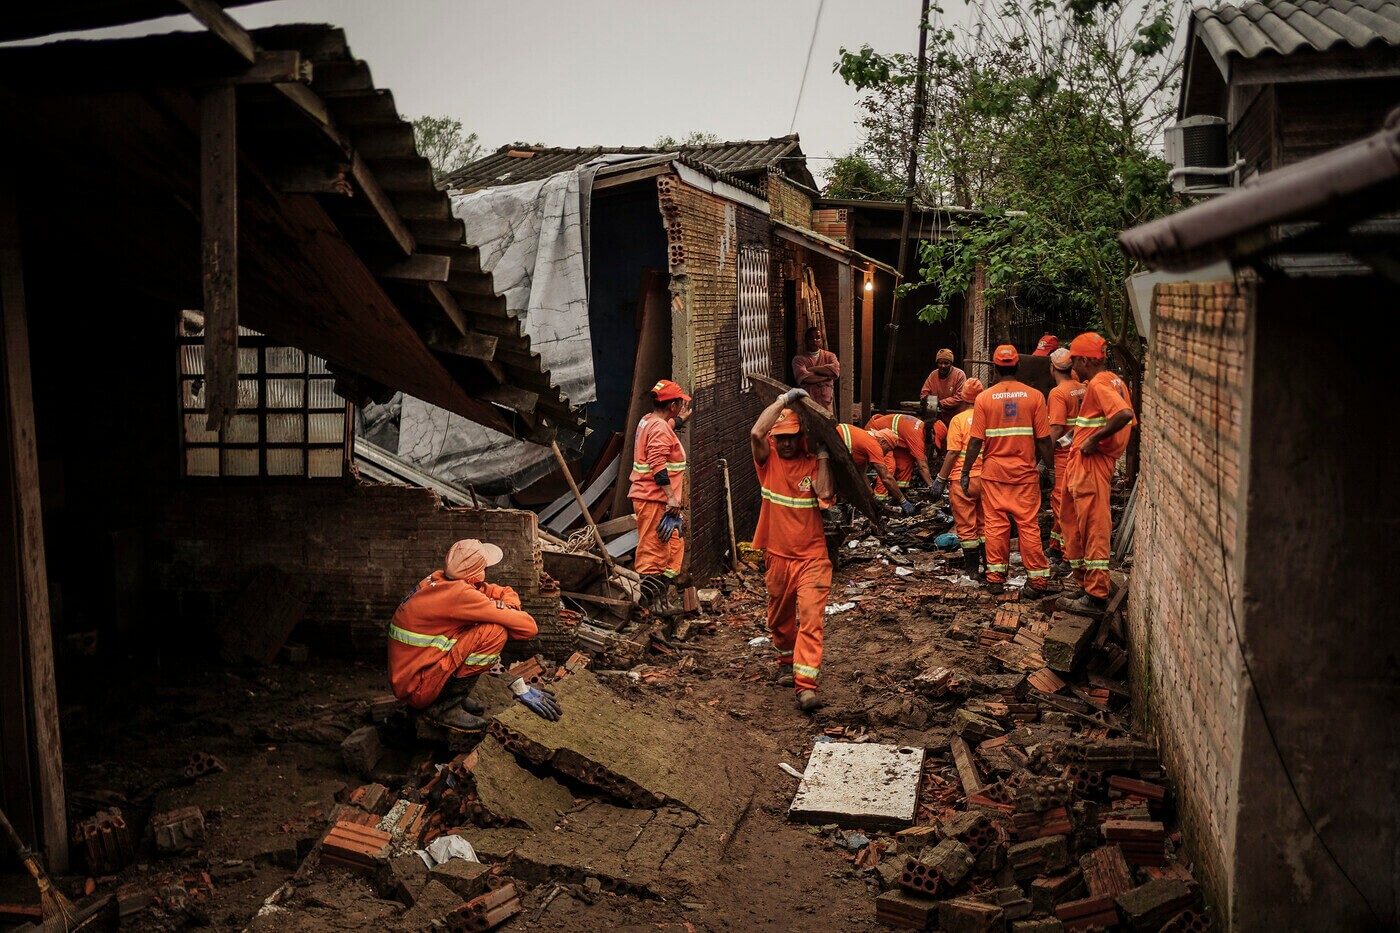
xmin=737 ymin=244 xmax=771 ymax=392
xmin=178 ymin=312 xmax=347 ymax=479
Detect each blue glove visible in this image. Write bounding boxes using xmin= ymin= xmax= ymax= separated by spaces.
xmin=931 ymin=478 xmax=946 ymax=498
xmin=657 ymin=512 xmax=684 ymax=542
xmin=900 ymin=499 xmax=919 ymax=516
xmin=511 ymin=678 xmax=561 ymax=721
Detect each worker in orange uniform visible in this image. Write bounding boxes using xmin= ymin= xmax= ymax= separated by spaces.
xmin=934 ymin=378 xmax=986 ymax=578
xmin=1046 ymin=348 xmax=1086 ymax=570
xmin=627 ymin=379 xmax=692 ymax=614
xmin=389 ymin=539 xmax=560 ymax=732
xmin=961 ymin=345 xmax=1056 ymax=597
xmin=751 ymin=390 xmax=834 ymax=713
xmin=865 ymin=411 xmax=937 ymax=497
xmin=920 ymin=349 xmax=968 ymax=423
xmin=838 ymin=423 xmax=917 ymax=516
xmin=791 ymin=326 xmax=841 ymax=412
xmin=1057 ymin=333 xmax=1136 ymax=616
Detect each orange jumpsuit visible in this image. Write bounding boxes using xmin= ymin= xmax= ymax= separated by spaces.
xmin=836 ymin=423 xmax=895 ymax=490
xmin=388 ymin=572 xmax=537 ymax=709
xmin=865 ymin=413 xmax=928 ymax=497
xmin=627 ymin=413 xmax=687 ymax=579
xmin=1061 ymin=371 xmax=1135 ymax=599
xmin=753 ymin=446 xmax=831 ymax=694
xmin=945 ymin=409 xmax=984 ymax=552
xmin=970 ymin=381 xmax=1052 ymax=591
xmin=1046 ymin=378 xmax=1086 ymax=555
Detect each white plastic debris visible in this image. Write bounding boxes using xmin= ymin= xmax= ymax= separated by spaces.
xmin=748 ymin=636 xmax=772 ymax=647
xmin=888 ymin=545 xmax=902 ymax=554
xmin=416 ymin=834 xmax=478 ymax=869
xmin=895 ymin=566 xmax=914 ymax=577
xmin=779 ymin=762 xmax=805 ymax=779
xmin=1008 ymin=575 xmax=1027 ymax=587
xmin=847 ymin=539 xmax=859 ymax=550
xmin=826 ymin=602 xmax=857 ymax=616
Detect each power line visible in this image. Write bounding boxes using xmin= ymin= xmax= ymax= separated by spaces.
xmin=789 ymin=0 xmax=826 ymax=134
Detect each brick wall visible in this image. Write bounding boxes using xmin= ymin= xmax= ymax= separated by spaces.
xmin=1133 ymin=280 xmax=1249 ymax=912
xmin=765 ymin=172 xmax=813 ymax=229
xmin=149 ymin=478 xmax=563 ymax=661
xmin=657 ymin=174 xmax=775 ymax=580
xmin=811 ymin=208 xmax=849 ymax=245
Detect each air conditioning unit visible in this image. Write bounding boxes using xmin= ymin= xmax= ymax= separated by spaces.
xmin=1165 ymin=116 xmax=1238 ymax=194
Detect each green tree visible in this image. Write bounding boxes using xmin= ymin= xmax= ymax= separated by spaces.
xmin=653 ymin=131 xmax=722 ymax=148
xmin=836 ymin=0 xmax=1184 ymax=367
xmin=823 ymin=152 xmax=904 ymax=200
xmin=412 ymin=115 xmax=485 ymax=180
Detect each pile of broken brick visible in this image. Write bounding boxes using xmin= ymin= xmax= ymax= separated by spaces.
xmin=857 ymin=582 xmax=1212 ymax=932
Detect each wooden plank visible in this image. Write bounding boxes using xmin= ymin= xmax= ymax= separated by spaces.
xmin=611 ymin=268 xmax=669 ymax=518
xmin=594 ymin=514 xmax=638 ymax=539
xmin=746 ymin=372 xmax=882 ymax=525
xmin=269 ymin=161 xmax=351 ymax=195
xmin=426 ymin=281 xmax=469 ymax=336
xmin=213 ymin=49 xmax=303 ymax=85
xmin=592 ymin=164 xmax=670 ymax=191
xmin=547 ymin=456 xmax=621 ymax=534
xmin=200 ymin=85 xmax=239 ymax=432
xmin=605 ymin=530 xmax=639 ymax=558
xmin=352 ymin=437 xmax=474 ymax=507
xmin=950 ymin=736 xmax=983 ymax=796
xmin=837 ymin=262 xmax=854 ymax=421
xmin=175 ymin=0 xmax=257 ymax=63
xmin=377 ymin=254 xmax=451 ymax=282
xmin=560 ymin=590 xmax=633 ymax=609
xmin=479 ymin=384 xmax=537 ymax=412
xmin=350 ymin=151 xmax=416 ymax=256
xmin=0 ymin=174 xmax=67 ymax=871
xmin=550 ymin=443 xmax=616 ymax=574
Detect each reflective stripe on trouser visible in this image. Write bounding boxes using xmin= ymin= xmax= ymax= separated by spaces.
xmin=765 ymin=554 xmax=832 ymax=694
xmin=632 ymin=498 xmax=684 ymax=578
xmin=875 ymin=448 xmax=920 ymax=498
xmin=979 ymin=479 xmax=1049 ymax=588
xmin=1049 ymin=447 xmax=1071 ymax=552
xmin=449 ymin=622 xmax=508 ymax=681
xmin=950 ymin=476 xmax=985 ymax=549
xmin=1062 ymin=448 xmax=1115 ymax=598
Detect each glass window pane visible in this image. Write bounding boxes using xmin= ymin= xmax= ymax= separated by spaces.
xmin=267 ymin=414 xmax=304 ymax=443
xmin=266 ymin=347 xmax=306 ymax=374
xmin=308 ymin=448 xmax=343 ymax=478
xmin=308 ymin=379 xmax=339 ymax=409
xmin=238 ymin=348 xmax=259 ymax=374
xmin=185 ymin=447 xmax=219 ymax=476
xmin=183 ymin=414 xmax=218 ymax=444
xmin=267 ymin=448 xmax=305 ymax=476
xmin=182 ymin=378 xmax=205 ymax=410
xmin=267 ymin=379 xmax=305 ymax=409
xmin=308 ymin=413 xmax=345 ymax=444
xmin=238 ymin=325 xmax=259 ymax=338
xmin=309 ymin=355 xmax=330 ymax=375
xmin=237 ymin=378 xmax=260 ymax=409
xmin=222 ymin=448 xmax=258 ymax=476
xmin=224 ymin=414 xmax=260 ymax=443
xmin=181 ymin=343 xmax=204 ymax=375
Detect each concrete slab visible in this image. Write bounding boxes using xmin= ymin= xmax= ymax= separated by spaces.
xmin=788 ymin=743 xmax=925 ymax=829
xmin=468 ymin=736 xmax=575 ymax=829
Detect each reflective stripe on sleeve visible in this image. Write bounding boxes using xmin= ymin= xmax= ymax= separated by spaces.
xmin=837 ymin=424 xmax=853 ymax=451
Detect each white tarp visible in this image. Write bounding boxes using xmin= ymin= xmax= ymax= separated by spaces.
xmin=374 ymin=170 xmax=597 ymax=493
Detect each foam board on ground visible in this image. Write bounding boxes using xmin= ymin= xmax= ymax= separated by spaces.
xmin=789 ymin=742 xmax=925 ymax=829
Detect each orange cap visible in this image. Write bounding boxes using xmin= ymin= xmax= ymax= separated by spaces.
xmin=651 ymin=378 xmax=691 ymax=402
xmin=993 ymin=344 xmax=1019 ymax=366
xmin=1033 ymin=334 xmax=1059 ymax=356
xmin=768 ymin=408 xmax=803 ymax=436
xmin=1069 ymin=332 xmax=1107 ymax=359
xmin=961 ymin=378 xmax=985 ymax=402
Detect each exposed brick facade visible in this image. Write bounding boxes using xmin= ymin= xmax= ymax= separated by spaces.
xmin=150 ymin=478 xmax=563 ymax=661
xmin=764 ymin=172 xmax=814 ymax=229
xmin=1133 ymin=281 xmax=1249 ymax=911
xmin=657 ymin=174 xmax=776 ymax=580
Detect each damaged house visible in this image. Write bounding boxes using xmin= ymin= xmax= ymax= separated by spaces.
xmin=0 ymin=6 xmax=578 ymax=869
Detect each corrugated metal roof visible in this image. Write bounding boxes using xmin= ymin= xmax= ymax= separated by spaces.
xmin=1192 ymin=0 xmax=1400 ymax=60
xmin=442 ymin=135 xmax=813 ymax=191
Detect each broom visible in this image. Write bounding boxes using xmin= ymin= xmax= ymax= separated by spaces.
xmin=0 ymin=804 xmax=75 ymax=929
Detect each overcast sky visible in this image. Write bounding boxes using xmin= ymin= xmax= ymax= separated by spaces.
xmin=32 ymin=0 xmax=985 ymax=181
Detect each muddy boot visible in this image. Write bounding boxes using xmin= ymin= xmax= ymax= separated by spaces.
xmin=985 ymin=581 xmax=1005 ymax=595
xmin=1055 ymin=588 xmax=1087 ymax=611
xmin=975 ymin=545 xmax=988 ymax=576
xmin=1060 ymin=593 xmax=1108 ymax=618
xmin=436 ymin=673 xmax=486 ymax=715
xmin=650 ymin=585 xmax=682 ymax=619
xmin=962 ymin=548 xmax=981 ymax=578
xmin=422 ymin=691 xmax=488 ymax=733
xmin=775 ymin=666 xmax=795 ymax=688
xmin=796 ymin=689 xmax=823 ymax=712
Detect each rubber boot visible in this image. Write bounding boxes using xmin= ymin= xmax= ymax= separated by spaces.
xmin=423 ymin=681 xmax=489 ymax=733
xmin=962 ymin=549 xmax=981 ymax=578
xmin=439 ymin=672 xmax=486 ymax=715
xmin=1060 ymin=593 xmax=1108 ymax=618
xmin=775 ymin=665 xmax=795 ymax=688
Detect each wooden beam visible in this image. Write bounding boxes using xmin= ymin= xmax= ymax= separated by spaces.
xmin=838 ymin=261 xmax=854 ymax=422
xmin=199 ymin=85 xmax=239 ymax=432
xmin=950 ymin=736 xmax=983 ymax=796
xmin=0 ymin=168 xmax=68 ymax=872
xmin=424 ymin=328 xmax=498 ymax=362
xmin=175 ymin=0 xmax=256 ymax=64
xmin=212 ymin=49 xmax=303 ymax=85
xmin=426 ymin=281 xmax=468 ymax=336
xmin=591 ymin=164 xmax=670 ymax=191
xmin=479 ymin=383 xmax=539 ymax=413
xmin=269 ymin=162 xmax=351 ymax=195
xmin=378 ymin=254 xmax=451 ymax=282
xmin=351 ymin=152 xmax=415 ymax=255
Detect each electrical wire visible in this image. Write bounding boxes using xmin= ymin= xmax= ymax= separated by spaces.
xmin=789 ymin=0 xmax=826 ymax=134
xmin=1204 ymin=272 xmax=1383 ymax=926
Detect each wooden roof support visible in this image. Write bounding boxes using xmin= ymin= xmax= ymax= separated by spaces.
xmin=199 ymin=85 xmax=239 ymax=432
xmin=175 ymin=0 xmax=256 ymax=64
xmin=377 ymin=254 xmax=450 ymax=282
xmin=424 ymin=328 xmax=497 ymax=362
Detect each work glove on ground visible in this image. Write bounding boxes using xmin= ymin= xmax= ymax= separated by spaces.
xmin=511 ymin=677 xmax=562 ymax=721
xmin=900 ymin=499 xmax=920 ymax=516
xmin=657 ymin=512 xmax=684 ymax=542
xmin=782 ymin=388 xmax=809 ymax=404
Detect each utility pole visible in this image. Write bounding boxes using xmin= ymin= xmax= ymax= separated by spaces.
xmin=879 ymin=0 xmax=930 ymax=411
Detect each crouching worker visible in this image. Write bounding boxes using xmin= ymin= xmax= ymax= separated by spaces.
xmin=752 ymin=390 xmax=835 ymax=713
xmin=389 ymin=539 xmax=561 ymax=732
